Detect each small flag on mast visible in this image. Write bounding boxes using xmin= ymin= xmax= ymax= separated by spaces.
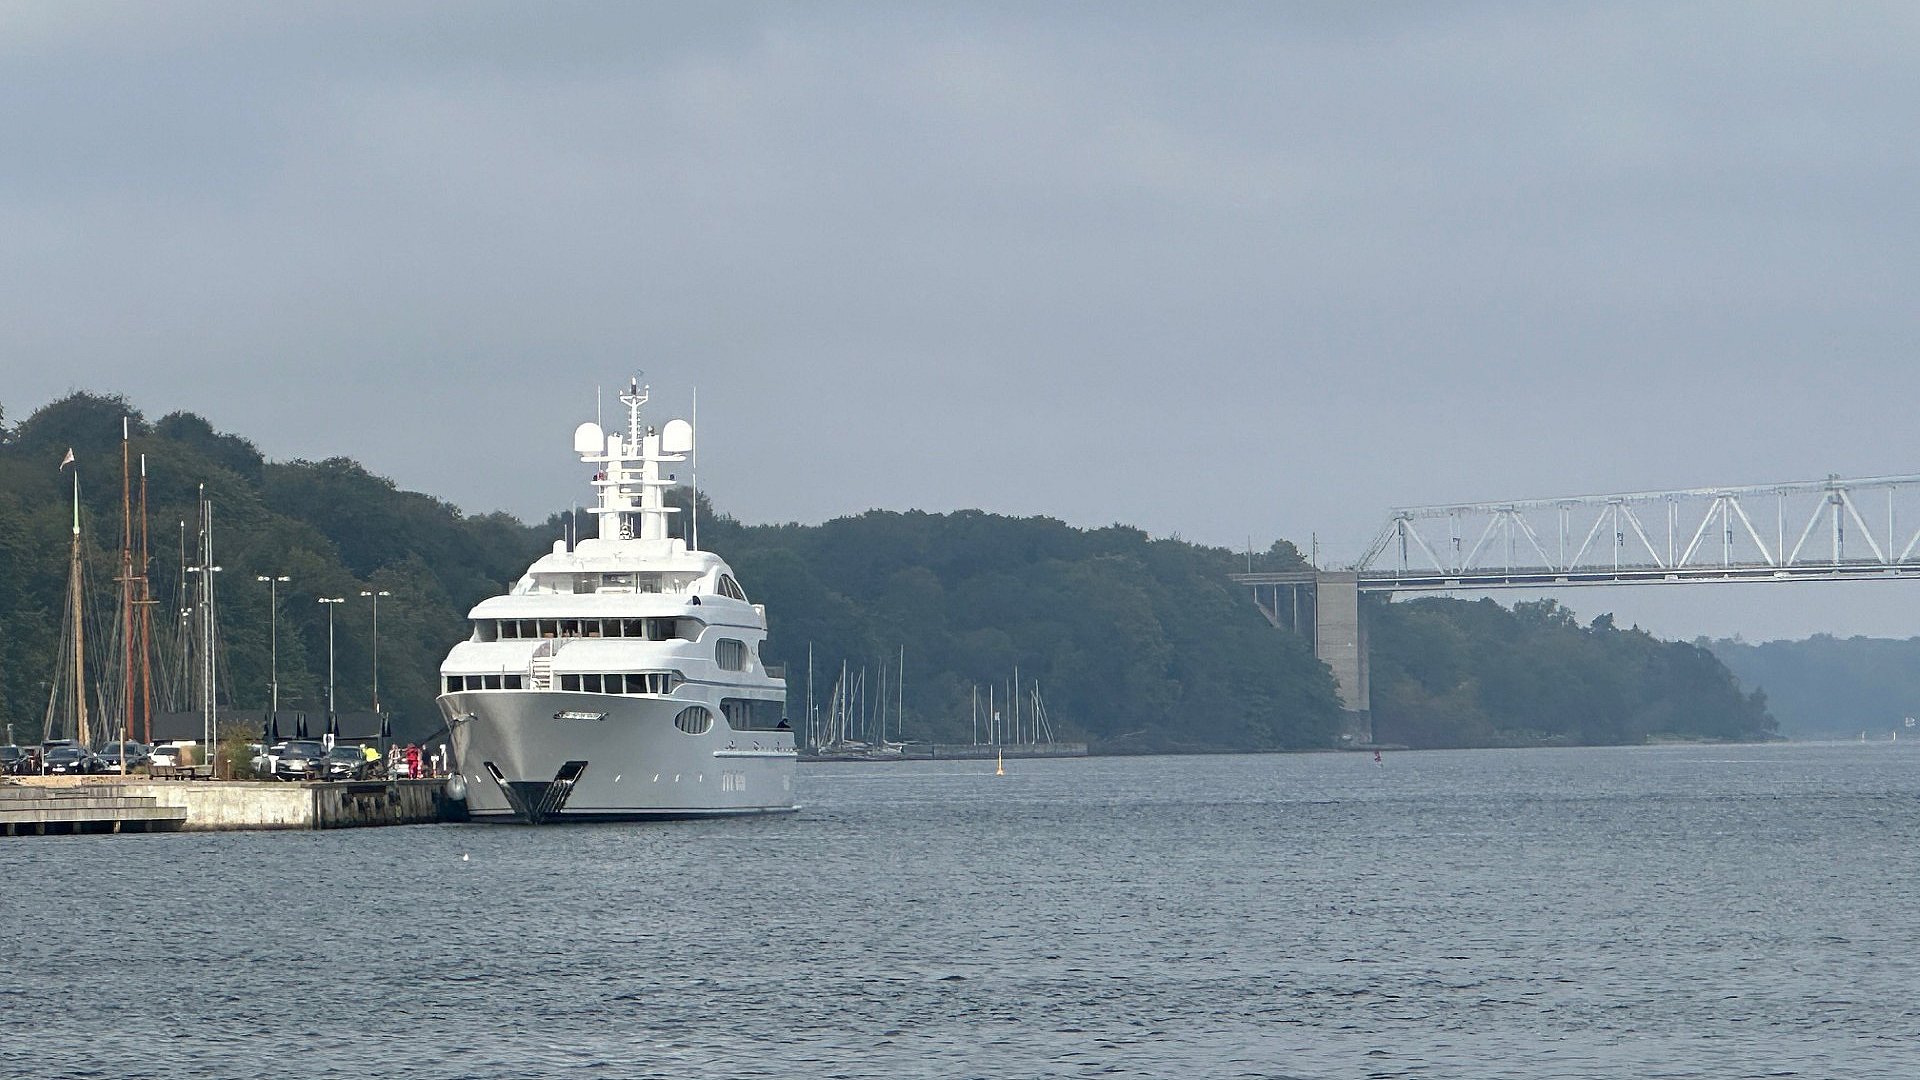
xmin=59 ymin=448 xmax=75 ymax=470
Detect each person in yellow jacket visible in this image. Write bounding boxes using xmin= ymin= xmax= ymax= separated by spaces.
xmin=360 ymin=743 xmax=382 ymax=764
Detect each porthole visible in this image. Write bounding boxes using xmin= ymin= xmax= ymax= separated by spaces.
xmin=673 ymin=706 xmax=713 ymax=735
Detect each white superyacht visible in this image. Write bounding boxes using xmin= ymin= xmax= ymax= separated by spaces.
xmin=438 ymin=381 xmax=796 ymax=822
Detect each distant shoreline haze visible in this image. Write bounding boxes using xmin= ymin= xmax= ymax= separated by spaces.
xmin=1706 ymin=635 xmax=1920 ymax=738
xmin=0 ymin=392 xmax=1774 ymax=750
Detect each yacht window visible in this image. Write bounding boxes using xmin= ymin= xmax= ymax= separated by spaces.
xmin=476 ymin=622 xmax=498 ymax=642
xmin=715 ymin=639 xmax=747 ymax=671
xmin=582 ymin=673 xmax=603 ymax=693
xmin=721 ymin=697 xmax=785 ymax=730
xmin=673 ymin=706 xmax=713 ymax=735
xmin=585 ymin=620 xmax=604 ymax=638
xmin=572 ymin=575 xmax=595 ymax=594
xmin=717 ymin=575 xmax=747 ymax=601
xmin=561 ymin=674 xmax=581 ymax=692
xmin=504 ymin=675 xmax=524 ymax=690
xmin=484 ymin=674 xmax=503 ymax=690
xmin=497 ymin=620 xmax=517 ymax=640
xmin=620 ymin=619 xmax=644 ymax=638
xmin=560 ymin=619 xmax=580 ymax=637
xmin=676 ymin=618 xmax=703 ymax=641
xmin=602 ymin=573 xmax=633 ymax=590
xmin=624 ymin=674 xmax=647 ymax=694
xmin=445 ymin=676 xmax=460 ymax=693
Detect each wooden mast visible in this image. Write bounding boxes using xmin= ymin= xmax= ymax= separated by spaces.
xmin=120 ymin=418 xmax=134 ymax=767
xmin=70 ymin=467 xmax=91 ymax=747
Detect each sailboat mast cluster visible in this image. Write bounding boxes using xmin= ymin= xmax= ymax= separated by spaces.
xmin=37 ymin=420 xmax=194 ymax=765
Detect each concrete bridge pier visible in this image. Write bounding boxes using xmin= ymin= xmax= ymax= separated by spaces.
xmin=1239 ymin=570 xmax=1373 ymax=746
xmin=1312 ymin=572 xmax=1373 ymax=746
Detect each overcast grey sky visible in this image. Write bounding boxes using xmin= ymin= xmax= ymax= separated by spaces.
xmin=7 ymin=2 xmax=1920 ymax=641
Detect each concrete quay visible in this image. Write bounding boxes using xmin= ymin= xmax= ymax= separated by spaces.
xmin=1 ymin=776 xmax=465 ymax=833
xmin=0 ymin=783 xmax=188 ymax=835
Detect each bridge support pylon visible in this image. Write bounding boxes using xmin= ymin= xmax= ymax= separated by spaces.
xmin=1313 ymin=572 xmax=1373 ymax=746
xmin=1238 ymin=569 xmax=1373 ymax=746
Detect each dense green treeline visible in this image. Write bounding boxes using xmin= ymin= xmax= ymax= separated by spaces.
xmin=0 ymin=393 xmax=551 ymax=742
xmin=1706 ymin=635 xmax=1920 ymax=738
xmin=681 ymin=501 xmax=1343 ymax=751
xmin=1369 ymin=596 xmax=1777 ymax=747
xmin=0 ymin=392 xmax=1776 ymax=751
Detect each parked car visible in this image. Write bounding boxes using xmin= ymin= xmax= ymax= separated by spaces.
xmin=149 ymin=743 xmax=194 ymax=768
xmin=252 ymin=741 xmax=288 ymax=775
xmin=42 ymin=745 xmax=103 ymax=775
xmin=96 ymin=741 xmax=152 ymax=771
xmin=0 ymin=744 xmax=30 ymax=775
xmin=273 ymin=740 xmax=328 ymax=780
xmin=322 ymin=745 xmax=368 ymax=780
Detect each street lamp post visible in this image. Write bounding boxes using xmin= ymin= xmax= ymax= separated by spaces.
xmin=256 ymin=575 xmax=290 ymax=717
xmin=359 ymin=590 xmax=392 ymax=717
xmin=318 ymin=597 xmax=345 ymax=730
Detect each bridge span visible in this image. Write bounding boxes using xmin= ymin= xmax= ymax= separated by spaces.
xmin=1233 ymin=472 xmax=1920 ymax=746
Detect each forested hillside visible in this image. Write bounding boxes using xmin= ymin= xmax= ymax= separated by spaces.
xmin=678 ymin=502 xmax=1342 ymax=752
xmin=1707 ymin=635 xmax=1920 ymax=738
xmin=1370 ymin=596 xmax=1778 ymax=747
xmin=0 ymin=393 xmax=551 ymax=744
xmin=0 ymin=392 xmax=1775 ymax=751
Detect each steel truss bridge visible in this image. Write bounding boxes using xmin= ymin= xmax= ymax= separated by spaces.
xmin=1227 ymin=472 xmax=1920 ymax=745
xmin=1339 ymin=472 xmax=1920 ymax=592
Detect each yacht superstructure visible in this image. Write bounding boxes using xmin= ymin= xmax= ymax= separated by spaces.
xmin=437 ymin=381 xmax=796 ymax=822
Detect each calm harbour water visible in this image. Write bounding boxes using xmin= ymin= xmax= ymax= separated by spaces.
xmin=3 ymin=743 xmax=1917 ymax=1079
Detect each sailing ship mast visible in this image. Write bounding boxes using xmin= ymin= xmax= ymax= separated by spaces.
xmin=44 ymin=452 xmax=92 ymax=746
xmin=136 ymin=453 xmax=155 ymax=744
xmin=194 ymin=487 xmax=220 ymax=753
xmin=118 ymin=419 xmax=135 ymax=769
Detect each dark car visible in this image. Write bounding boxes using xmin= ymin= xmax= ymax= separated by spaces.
xmin=273 ymin=740 xmax=328 ymax=780
xmin=322 ymin=745 xmax=368 ymax=781
xmin=0 ymin=745 xmax=30 ymax=775
xmin=96 ymin=741 xmax=152 ymax=772
xmin=42 ymin=745 xmax=102 ymax=775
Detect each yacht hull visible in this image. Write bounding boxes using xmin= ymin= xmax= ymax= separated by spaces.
xmin=438 ymin=690 xmax=798 ymax=823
